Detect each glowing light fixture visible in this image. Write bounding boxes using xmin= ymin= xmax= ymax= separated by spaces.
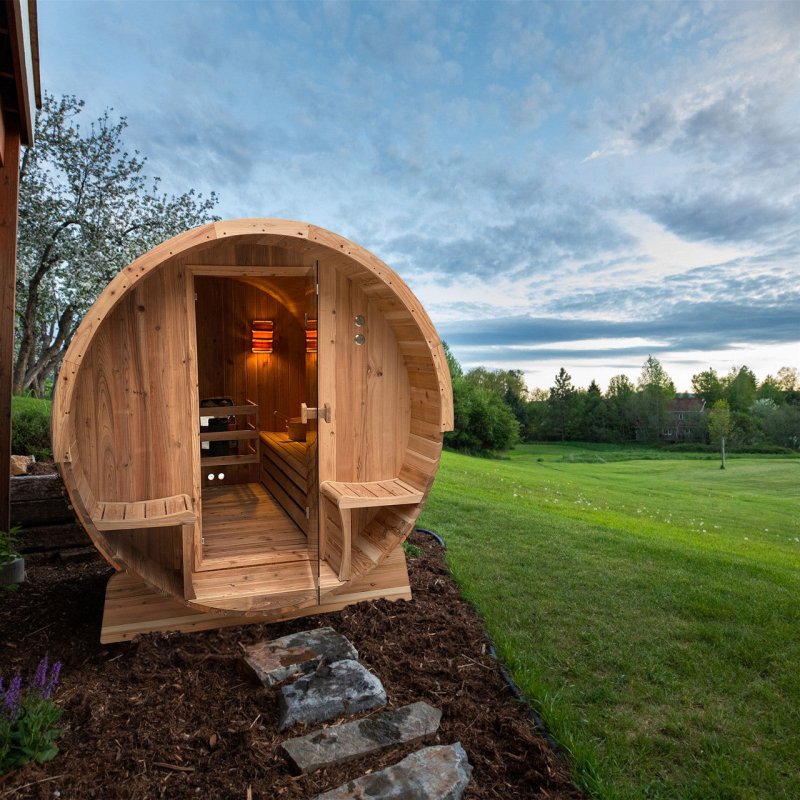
xmin=306 ymin=319 xmax=318 ymax=353
xmin=251 ymin=320 xmax=274 ymax=354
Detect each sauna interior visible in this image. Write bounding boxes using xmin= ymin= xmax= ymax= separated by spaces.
xmin=193 ymin=271 xmax=320 ymax=578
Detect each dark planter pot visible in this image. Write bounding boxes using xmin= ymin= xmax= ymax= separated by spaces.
xmin=0 ymin=556 xmax=25 ymax=585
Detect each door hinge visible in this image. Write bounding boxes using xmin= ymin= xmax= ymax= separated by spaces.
xmin=306 ymin=507 xmax=310 ymax=520
xmin=316 ymin=282 xmax=319 ymax=296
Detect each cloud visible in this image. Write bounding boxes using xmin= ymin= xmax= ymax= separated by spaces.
xmin=643 ymin=193 xmax=797 ymax=244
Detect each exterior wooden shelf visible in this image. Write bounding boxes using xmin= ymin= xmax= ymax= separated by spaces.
xmin=320 ymin=479 xmax=424 ymax=581
xmin=320 ymin=478 xmax=424 ymax=509
xmin=92 ymin=493 xmax=195 ymax=531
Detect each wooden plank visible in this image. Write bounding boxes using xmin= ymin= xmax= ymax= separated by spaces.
xmin=0 ymin=120 xmax=19 ymax=533
xmin=200 ymin=454 xmax=259 ymax=466
xmin=261 ymin=467 xmax=308 ymax=533
xmin=261 ymin=457 xmax=307 ymax=510
xmin=200 ymin=429 xmax=259 ymax=441
xmin=188 ymin=264 xmax=313 ymax=277
xmin=198 ymin=482 xmax=310 ymax=570
xmin=199 ymin=404 xmax=258 ymax=416
xmin=100 ymin=549 xmax=409 ymax=642
xmin=260 ymin=432 xmax=308 ymax=481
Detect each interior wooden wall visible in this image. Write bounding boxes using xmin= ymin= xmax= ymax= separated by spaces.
xmin=194 ymin=275 xmax=307 ymax=485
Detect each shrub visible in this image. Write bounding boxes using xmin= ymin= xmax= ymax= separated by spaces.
xmin=11 ymin=406 xmax=51 ymax=461
xmin=446 ymin=380 xmax=520 ymax=455
xmin=0 ymin=656 xmax=62 ymax=774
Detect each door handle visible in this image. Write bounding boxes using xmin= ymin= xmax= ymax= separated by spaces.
xmin=301 ymin=402 xmax=332 ymax=424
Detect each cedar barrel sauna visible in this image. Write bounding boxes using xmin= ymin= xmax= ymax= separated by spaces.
xmin=52 ymin=219 xmax=453 ymax=642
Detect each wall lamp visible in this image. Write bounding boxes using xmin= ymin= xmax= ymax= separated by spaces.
xmin=251 ymin=320 xmax=274 ymax=354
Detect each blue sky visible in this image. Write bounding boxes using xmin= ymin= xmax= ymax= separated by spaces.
xmin=40 ymin=0 xmax=799 ymax=391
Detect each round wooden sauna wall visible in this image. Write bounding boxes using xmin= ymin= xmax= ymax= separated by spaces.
xmin=52 ymin=219 xmax=453 ymax=639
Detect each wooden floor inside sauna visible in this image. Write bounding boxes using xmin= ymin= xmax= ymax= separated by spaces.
xmin=193 ymin=482 xmax=340 ymax=611
xmin=200 ymin=482 xmax=313 ymax=570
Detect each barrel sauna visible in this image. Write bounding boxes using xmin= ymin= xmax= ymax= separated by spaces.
xmin=52 ymin=219 xmax=453 ymax=642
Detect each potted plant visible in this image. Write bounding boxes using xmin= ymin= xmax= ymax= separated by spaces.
xmin=0 ymin=525 xmax=24 ymax=587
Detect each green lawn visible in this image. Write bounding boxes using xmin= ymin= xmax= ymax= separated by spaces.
xmin=420 ymin=444 xmax=800 ymax=800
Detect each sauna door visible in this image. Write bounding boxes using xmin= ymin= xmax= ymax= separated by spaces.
xmin=305 ymin=262 xmax=320 ymax=590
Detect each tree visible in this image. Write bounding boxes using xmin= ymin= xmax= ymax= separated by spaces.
xmin=547 ymin=368 xmax=577 ymax=441
xmin=721 ymin=366 xmax=757 ymax=413
xmin=576 ymin=380 xmax=607 ymax=442
xmin=444 ymin=346 xmax=520 ymax=454
xmin=707 ymin=399 xmax=732 ymax=469
xmin=636 ymin=355 xmax=675 ymax=442
xmin=443 ymin=341 xmax=462 ymax=383
xmin=691 ymin=368 xmax=723 ymax=405
xmin=605 ymin=374 xmax=637 ymax=442
xmin=757 ymin=375 xmax=785 ymax=405
xmin=14 ymin=93 xmax=219 ymax=396
xmin=777 ymin=366 xmax=799 ymax=393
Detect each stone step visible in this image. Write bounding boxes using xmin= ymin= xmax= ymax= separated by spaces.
xmin=278 ymin=659 xmax=387 ymax=731
xmin=280 ymin=701 xmax=442 ymax=774
xmin=243 ymin=627 xmax=358 ymax=687
xmin=312 ymin=743 xmax=472 ymax=800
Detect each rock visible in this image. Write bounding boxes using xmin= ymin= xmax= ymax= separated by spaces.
xmin=312 ymin=742 xmax=472 ymax=800
xmin=280 ymin=701 xmax=442 ymax=774
xmin=243 ymin=627 xmax=358 ymax=687
xmin=10 ymin=455 xmax=34 ymax=476
xmin=278 ymin=659 xmax=386 ymax=731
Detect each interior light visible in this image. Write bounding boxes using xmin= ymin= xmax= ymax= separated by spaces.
xmin=251 ymin=320 xmax=274 ymax=354
xmin=217 ymin=472 xmax=225 ymax=480
xmin=306 ymin=319 xmax=317 ymax=353
xmin=208 ymin=473 xmax=215 ymax=480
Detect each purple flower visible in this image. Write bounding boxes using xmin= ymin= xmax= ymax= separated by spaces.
xmin=43 ymin=661 xmax=62 ymax=700
xmin=2 ymin=674 xmax=22 ymax=721
xmin=33 ymin=655 xmax=49 ymax=692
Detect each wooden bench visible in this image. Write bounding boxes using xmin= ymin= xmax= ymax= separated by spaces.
xmin=320 ymin=478 xmax=424 ymax=581
xmin=63 ymin=446 xmax=196 ymax=533
xmin=91 ymin=494 xmax=195 ymax=531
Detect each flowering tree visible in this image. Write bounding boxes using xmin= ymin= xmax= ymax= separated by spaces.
xmin=14 ymin=93 xmax=219 ymax=396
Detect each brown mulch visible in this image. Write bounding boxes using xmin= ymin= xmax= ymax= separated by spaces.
xmin=0 ymin=531 xmax=582 ymax=799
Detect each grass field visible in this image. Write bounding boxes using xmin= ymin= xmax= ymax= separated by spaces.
xmin=420 ymin=443 xmax=800 ymax=800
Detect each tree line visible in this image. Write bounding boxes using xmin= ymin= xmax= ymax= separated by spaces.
xmin=445 ymin=345 xmax=800 ymax=454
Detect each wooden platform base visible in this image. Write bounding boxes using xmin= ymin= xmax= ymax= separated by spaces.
xmin=100 ymin=547 xmax=411 ymax=643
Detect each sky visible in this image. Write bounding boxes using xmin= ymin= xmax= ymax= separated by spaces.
xmin=39 ymin=0 xmax=799 ymax=392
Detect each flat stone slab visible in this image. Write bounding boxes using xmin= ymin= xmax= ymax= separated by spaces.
xmin=278 ymin=659 xmax=387 ymax=731
xmin=243 ymin=627 xmax=358 ymax=687
xmin=280 ymin=701 xmax=442 ymax=774
xmin=312 ymin=743 xmax=472 ymax=800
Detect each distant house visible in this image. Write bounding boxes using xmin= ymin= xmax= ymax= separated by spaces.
xmin=662 ymin=396 xmax=706 ymax=442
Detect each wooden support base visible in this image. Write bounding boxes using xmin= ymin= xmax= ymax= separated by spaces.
xmin=100 ymin=548 xmax=411 ymax=643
